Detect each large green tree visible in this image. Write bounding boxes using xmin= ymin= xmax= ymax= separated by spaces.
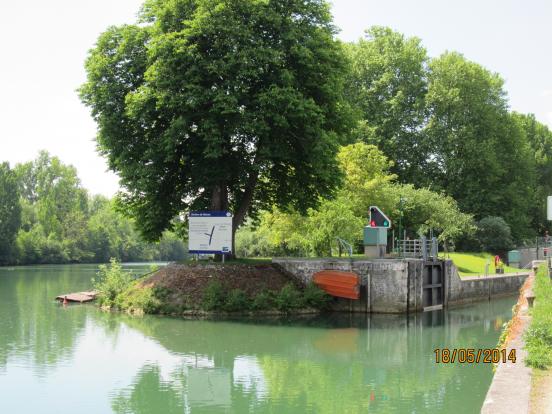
xmin=345 ymin=27 xmax=430 ymax=184
xmin=512 ymin=112 xmax=552 ymax=234
xmin=79 ymin=0 xmax=352 ymax=250
xmin=425 ymin=52 xmax=535 ymax=240
xmin=0 ymin=162 xmax=22 ymax=263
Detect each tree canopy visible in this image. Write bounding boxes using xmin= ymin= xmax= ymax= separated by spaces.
xmin=346 ymin=28 xmax=543 ymax=242
xmin=237 ymin=143 xmax=474 ymax=257
xmin=0 ymin=152 xmax=187 ymax=265
xmin=80 ymin=0 xmax=352 ymax=243
xmin=0 ymin=163 xmax=21 ymax=264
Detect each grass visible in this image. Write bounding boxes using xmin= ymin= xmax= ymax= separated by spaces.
xmin=179 ymin=257 xmax=273 ymax=265
xmin=525 ymin=266 xmax=552 ymax=369
xmin=440 ymin=252 xmax=524 ymax=276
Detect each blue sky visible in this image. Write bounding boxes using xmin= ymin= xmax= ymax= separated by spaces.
xmin=1 ymin=0 xmax=550 ymax=196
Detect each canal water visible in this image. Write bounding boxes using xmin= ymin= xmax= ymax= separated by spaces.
xmin=0 ymin=264 xmax=515 ymax=413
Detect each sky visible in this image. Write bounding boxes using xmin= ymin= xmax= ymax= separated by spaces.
xmin=1 ymin=0 xmax=551 ymax=197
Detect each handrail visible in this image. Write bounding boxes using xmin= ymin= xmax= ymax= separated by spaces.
xmin=336 ymin=237 xmax=353 ymax=258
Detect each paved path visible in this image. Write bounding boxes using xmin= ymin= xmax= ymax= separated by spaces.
xmin=481 ymin=277 xmax=533 ymax=414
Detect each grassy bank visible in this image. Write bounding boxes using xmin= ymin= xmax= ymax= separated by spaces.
xmin=525 ymin=266 xmax=552 ymax=368
xmin=443 ymin=252 xmax=524 ymax=276
xmin=93 ymin=260 xmax=331 ymax=316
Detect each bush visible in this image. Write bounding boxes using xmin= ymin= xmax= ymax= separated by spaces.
xmin=274 ymin=283 xmax=305 ymax=312
xmin=303 ymin=283 xmax=332 ymax=310
xmin=117 ymin=285 xmax=160 ymax=314
xmin=251 ymin=290 xmax=275 ymax=310
xmin=93 ymin=258 xmax=134 ymax=307
xmin=224 ymin=289 xmax=250 ymax=312
xmin=201 ymin=280 xmax=226 ymax=311
xmin=475 ymin=216 xmax=514 ymax=253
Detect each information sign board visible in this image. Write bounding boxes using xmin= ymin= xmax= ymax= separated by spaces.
xmin=189 ymin=211 xmax=233 ymax=254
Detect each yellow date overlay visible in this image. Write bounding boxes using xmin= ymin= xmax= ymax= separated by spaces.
xmin=434 ymin=348 xmax=516 ymax=364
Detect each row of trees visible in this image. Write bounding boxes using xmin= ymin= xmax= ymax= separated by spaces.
xmin=236 ymin=143 xmax=474 ymax=257
xmin=345 ymin=27 xmax=552 ymax=241
xmin=0 ymin=152 xmax=186 ymax=265
xmin=76 ymin=0 xmax=552 ymax=257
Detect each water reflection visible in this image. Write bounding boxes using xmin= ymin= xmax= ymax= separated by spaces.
xmin=0 ymin=265 xmax=515 ymax=414
xmin=106 ymin=300 xmax=513 ymax=414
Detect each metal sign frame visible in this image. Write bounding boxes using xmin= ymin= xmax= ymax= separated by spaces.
xmin=369 ymin=206 xmax=392 ymax=228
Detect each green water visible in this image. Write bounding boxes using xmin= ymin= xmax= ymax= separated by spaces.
xmin=0 ymin=264 xmax=515 ymax=414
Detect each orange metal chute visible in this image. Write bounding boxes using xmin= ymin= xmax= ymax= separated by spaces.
xmin=313 ymin=270 xmax=360 ymax=300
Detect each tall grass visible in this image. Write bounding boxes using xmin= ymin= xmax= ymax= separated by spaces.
xmin=525 ymin=266 xmax=552 ymax=368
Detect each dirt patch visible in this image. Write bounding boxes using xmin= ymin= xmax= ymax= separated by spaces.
xmin=499 ymin=273 xmax=533 ymax=348
xmin=139 ymin=263 xmax=297 ymax=307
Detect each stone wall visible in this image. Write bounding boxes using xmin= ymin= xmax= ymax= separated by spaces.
xmin=273 ymin=258 xmax=421 ymax=313
xmin=273 ymin=258 xmax=529 ymax=314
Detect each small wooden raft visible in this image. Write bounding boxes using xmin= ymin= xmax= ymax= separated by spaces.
xmin=56 ymin=291 xmax=98 ymax=303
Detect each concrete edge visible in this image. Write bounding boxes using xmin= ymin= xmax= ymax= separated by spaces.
xmin=481 ymin=275 xmax=534 ymax=414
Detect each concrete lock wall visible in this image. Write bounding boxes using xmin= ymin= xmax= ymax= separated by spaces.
xmin=444 ymin=260 xmax=528 ymax=306
xmin=272 ymin=258 xmax=529 ymax=314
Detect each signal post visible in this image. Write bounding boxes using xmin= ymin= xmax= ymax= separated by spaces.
xmin=364 ymin=206 xmax=391 ymax=259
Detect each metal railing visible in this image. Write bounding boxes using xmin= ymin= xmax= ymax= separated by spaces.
xmin=395 ymin=237 xmax=438 ymax=260
xmin=336 ymin=237 xmax=353 ymax=258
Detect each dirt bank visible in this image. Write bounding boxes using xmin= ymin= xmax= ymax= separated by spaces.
xmin=140 ymin=263 xmax=298 ymax=307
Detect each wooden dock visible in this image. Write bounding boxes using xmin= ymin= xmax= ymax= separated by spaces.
xmin=56 ymin=291 xmax=98 ymax=303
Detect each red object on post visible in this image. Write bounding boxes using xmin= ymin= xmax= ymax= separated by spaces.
xmin=313 ymin=270 xmax=360 ymax=300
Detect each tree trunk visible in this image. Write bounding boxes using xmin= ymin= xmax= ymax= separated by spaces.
xmin=231 ymin=155 xmax=261 ymax=259
xmin=210 ymin=183 xmax=228 ymax=262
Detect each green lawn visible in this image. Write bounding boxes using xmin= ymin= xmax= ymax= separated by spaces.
xmin=441 ymin=252 xmax=524 ymax=276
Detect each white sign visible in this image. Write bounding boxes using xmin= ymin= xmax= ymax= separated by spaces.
xmin=189 ymin=211 xmax=233 ymax=254
xmin=548 ymin=196 xmax=552 ymax=221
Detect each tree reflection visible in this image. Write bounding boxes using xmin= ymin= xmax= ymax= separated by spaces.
xmin=111 ymin=364 xmax=185 ymax=414
xmin=107 ymin=299 xmax=514 ymax=414
xmin=0 ymin=266 xmax=91 ymax=375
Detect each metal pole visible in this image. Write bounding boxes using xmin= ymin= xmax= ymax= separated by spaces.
xmin=398 ymin=196 xmax=404 ymax=258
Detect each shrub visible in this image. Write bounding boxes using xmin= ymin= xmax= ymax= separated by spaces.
xmin=201 ymin=280 xmax=226 ymax=311
xmin=274 ymin=283 xmax=305 ymax=312
xmin=117 ymin=285 xmax=160 ymax=314
xmin=224 ymin=289 xmax=250 ymax=312
xmin=153 ymin=286 xmax=172 ymax=301
xmin=475 ymin=216 xmax=514 ymax=253
xmin=251 ymin=290 xmax=275 ymax=310
xmin=303 ymin=283 xmax=332 ymax=310
xmin=93 ymin=258 xmax=134 ymax=307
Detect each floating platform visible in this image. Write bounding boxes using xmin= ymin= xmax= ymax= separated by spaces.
xmin=313 ymin=270 xmax=360 ymax=300
xmin=56 ymin=291 xmax=98 ymax=303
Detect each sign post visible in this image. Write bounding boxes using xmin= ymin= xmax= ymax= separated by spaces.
xmin=188 ymin=211 xmax=233 ymax=257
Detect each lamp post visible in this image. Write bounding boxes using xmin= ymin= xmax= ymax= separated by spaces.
xmin=398 ymin=196 xmax=405 ymax=257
